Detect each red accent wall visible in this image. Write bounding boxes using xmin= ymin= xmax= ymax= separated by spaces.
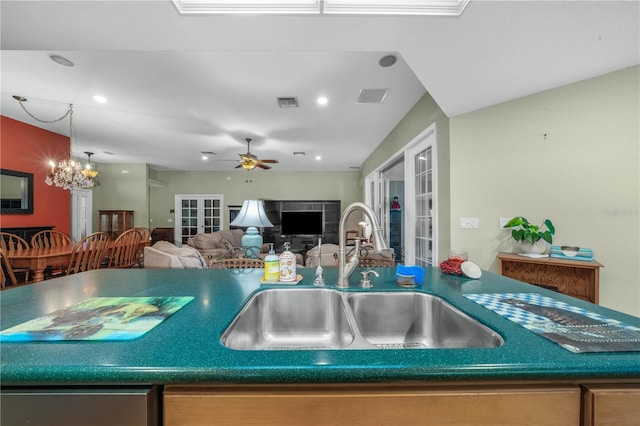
xmin=1 ymin=116 xmax=71 ymax=234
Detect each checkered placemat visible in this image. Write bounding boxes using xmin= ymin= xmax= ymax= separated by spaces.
xmin=465 ymin=293 xmax=640 ymax=353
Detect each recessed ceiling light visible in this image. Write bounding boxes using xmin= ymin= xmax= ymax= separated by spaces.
xmin=379 ymin=54 xmax=397 ymax=68
xmin=93 ymin=95 xmax=107 ymax=104
xmin=317 ymin=96 xmax=328 ymax=105
xmin=202 ymin=155 xmax=209 ymax=160
xmin=49 ymin=54 xmax=74 ymax=67
xmin=315 ymin=155 xmax=322 ymax=161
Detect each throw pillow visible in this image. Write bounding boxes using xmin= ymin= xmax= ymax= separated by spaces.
xmin=219 ymin=238 xmax=234 ymax=251
xmin=193 ymin=233 xmax=220 ymax=250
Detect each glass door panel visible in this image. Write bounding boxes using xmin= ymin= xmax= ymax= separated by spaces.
xmin=175 ymin=195 xmax=223 ymax=245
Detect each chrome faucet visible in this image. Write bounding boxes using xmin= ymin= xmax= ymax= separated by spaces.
xmin=337 ymin=202 xmax=390 ymax=288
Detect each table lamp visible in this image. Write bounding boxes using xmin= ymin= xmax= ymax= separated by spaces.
xmin=358 ymin=221 xmax=367 ymax=237
xmin=230 ymin=200 xmax=273 ymax=258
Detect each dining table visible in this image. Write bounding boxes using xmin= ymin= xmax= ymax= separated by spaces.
xmin=4 ymin=244 xmax=75 ymax=283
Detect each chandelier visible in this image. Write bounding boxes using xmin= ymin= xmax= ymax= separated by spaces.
xmin=13 ymin=95 xmax=99 ymax=190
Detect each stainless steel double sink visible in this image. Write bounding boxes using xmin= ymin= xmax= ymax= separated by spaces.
xmin=221 ymin=288 xmax=503 ymax=350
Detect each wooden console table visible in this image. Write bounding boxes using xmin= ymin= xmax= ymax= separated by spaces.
xmin=497 ymin=252 xmax=604 ymax=304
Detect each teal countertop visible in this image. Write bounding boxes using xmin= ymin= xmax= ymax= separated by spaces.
xmin=1 ymin=267 xmax=639 ymax=386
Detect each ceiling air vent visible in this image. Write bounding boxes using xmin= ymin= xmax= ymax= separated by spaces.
xmin=277 ymin=97 xmax=299 ymax=108
xmin=357 ymin=89 xmax=388 ymax=104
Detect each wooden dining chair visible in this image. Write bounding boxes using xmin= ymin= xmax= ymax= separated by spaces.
xmin=31 ymin=230 xmax=72 ymax=248
xmin=108 ymin=228 xmax=143 ymax=268
xmin=345 ymin=230 xmax=359 ymax=245
xmin=0 ymin=232 xmax=31 ymax=283
xmin=66 ymin=232 xmax=112 ymax=275
xmin=133 ymin=227 xmax=151 ymax=267
xmin=31 ymin=230 xmax=73 ymax=277
xmin=1 ymin=251 xmax=18 ymax=288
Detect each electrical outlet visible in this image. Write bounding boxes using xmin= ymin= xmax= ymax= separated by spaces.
xmin=499 ymin=218 xmax=511 ymax=229
xmin=460 ymin=218 xmax=478 ymax=229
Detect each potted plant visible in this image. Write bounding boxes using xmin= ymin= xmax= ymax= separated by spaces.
xmin=503 ymin=216 xmax=555 ymax=254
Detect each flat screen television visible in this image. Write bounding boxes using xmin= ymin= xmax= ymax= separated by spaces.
xmin=281 ymin=211 xmax=323 ymax=235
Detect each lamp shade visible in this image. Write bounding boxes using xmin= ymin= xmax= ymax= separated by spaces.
xmin=230 ymin=200 xmax=273 ymax=228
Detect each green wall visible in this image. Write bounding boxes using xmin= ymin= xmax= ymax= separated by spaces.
xmin=92 ymin=163 xmax=149 ymax=229
xmin=148 ymin=170 xmax=362 ymax=229
xmin=450 ymin=65 xmax=640 ymax=316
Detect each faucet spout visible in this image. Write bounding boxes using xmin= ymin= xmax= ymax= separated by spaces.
xmin=337 ymin=202 xmax=390 ymax=288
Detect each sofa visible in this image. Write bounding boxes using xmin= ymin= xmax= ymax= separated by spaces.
xmin=186 ymin=229 xmax=272 ymax=259
xmin=305 ymin=244 xmax=340 ymax=268
xmin=144 ymin=241 xmax=208 ymax=269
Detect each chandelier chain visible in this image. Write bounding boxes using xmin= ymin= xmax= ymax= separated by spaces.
xmin=16 ymin=100 xmax=73 ymax=125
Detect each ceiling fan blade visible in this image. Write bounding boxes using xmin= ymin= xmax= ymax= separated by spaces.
xmin=257 ymin=163 xmax=271 ymax=170
xmin=234 ymin=164 xmax=243 ymax=169
xmin=259 ymin=159 xmax=278 ymax=164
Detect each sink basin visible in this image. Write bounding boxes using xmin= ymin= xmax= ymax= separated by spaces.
xmin=221 ymin=289 xmax=503 ymax=350
xmin=221 ymin=288 xmax=354 ymax=350
xmin=347 ymin=292 xmax=503 ymax=349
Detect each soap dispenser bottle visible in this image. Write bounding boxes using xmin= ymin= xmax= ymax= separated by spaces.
xmin=263 ymin=243 xmax=279 ymax=282
xmin=278 ymin=242 xmax=297 ymax=282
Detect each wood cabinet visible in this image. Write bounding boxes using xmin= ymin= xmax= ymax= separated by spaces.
xmin=99 ymin=210 xmax=134 ymax=239
xmin=151 ymin=227 xmax=174 ymax=244
xmin=582 ymin=384 xmax=640 ymax=426
xmin=497 ymin=252 xmax=603 ymax=304
xmin=164 ymin=384 xmax=579 ymax=426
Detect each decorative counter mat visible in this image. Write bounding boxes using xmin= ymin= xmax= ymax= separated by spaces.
xmin=464 ymin=293 xmax=640 ymax=353
xmin=0 ymin=296 xmax=194 ymax=342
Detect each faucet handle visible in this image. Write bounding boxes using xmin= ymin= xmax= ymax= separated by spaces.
xmin=359 ymin=270 xmax=380 ymax=289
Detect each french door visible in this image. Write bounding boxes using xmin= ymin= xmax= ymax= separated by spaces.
xmin=366 ymin=123 xmax=436 ymax=266
xmin=174 ymin=194 xmax=223 ymax=245
xmin=405 ymin=126 xmax=436 ymax=266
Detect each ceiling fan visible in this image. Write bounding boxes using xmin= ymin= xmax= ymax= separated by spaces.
xmin=236 ymin=138 xmax=279 ymax=170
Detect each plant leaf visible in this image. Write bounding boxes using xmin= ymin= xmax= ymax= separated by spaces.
xmin=504 ymin=216 xmax=525 ymax=228
xmin=540 ymin=231 xmax=553 ymax=244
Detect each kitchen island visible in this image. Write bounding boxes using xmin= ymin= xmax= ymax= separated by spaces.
xmin=1 ymin=267 xmax=639 ymax=425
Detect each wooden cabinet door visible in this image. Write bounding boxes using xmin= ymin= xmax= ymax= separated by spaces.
xmin=582 ymin=384 xmax=640 ymax=426
xmin=164 ymin=384 xmax=579 ymax=426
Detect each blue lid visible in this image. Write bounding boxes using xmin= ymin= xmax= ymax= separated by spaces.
xmin=395 ymin=264 xmax=425 ymax=284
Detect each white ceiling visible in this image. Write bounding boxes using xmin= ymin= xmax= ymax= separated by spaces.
xmin=1 ymin=1 xmax=638 ymax=172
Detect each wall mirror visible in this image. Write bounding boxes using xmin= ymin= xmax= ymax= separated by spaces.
xmin=1 ymin=169 xmax=34 ymax=214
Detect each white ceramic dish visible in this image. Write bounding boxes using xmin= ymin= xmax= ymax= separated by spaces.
xmin=561 ymin=246 xmax=579 ymax=257
xmin=460 ymin=261 xmax=482 ymax=279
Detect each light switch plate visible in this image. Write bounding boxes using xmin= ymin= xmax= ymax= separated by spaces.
xmin=460 ymin=218 xmax=478 ymax=229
